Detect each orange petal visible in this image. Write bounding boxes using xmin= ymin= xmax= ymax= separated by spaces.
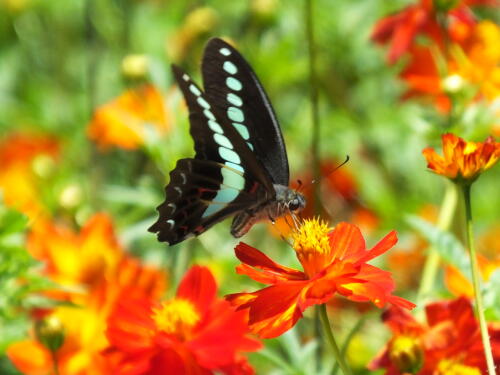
xmin=7 ymin=340 xmax=51 ymax=375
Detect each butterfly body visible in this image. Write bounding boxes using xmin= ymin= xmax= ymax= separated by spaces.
xmin=149 ymin=38 xmax=305 ymax=245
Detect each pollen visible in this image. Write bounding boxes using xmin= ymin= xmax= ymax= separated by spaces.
xmin=291 ymin=218 xmax=332 ymax=277
xmin=152 ymin=298 xmax=200 ymax=340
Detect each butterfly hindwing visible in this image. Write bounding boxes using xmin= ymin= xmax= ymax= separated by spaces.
xmin=201 ymin=38 xmax=290 ymax=186
xmin=149 ymin=158 xmax=269 ymax=245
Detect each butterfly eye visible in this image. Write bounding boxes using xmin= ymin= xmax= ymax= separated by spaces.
xmin=289 ymin=199 xmax=300 ymax=212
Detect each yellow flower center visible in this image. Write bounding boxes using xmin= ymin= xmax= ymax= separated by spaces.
xmin=291 ymin=218 xmax=332 ymax=277
xmin=436 ymin=359 xmax=481 ymax=375
xmin=152 ymin=298 xmax=200 ymax=340
xmin=388 ymin=335 xmax=423 ymax=374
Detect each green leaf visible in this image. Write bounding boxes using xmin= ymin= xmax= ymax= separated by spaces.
xmin=406 ymin=215 xmax=471 ymax=278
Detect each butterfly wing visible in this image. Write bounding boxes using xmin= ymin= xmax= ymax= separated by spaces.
xmin=149 ymin=66 xmax=274 ymax=245
xmin=201 ymin=38 xmax=290 ymax=186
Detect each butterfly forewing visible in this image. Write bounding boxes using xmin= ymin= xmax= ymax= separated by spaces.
xmin=149 ymin=66 xmax=275 ymax=244
xmin=201 ymin=38 xmax=290 ymax=186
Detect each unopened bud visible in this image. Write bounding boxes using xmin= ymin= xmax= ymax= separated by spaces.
xmin=122 ymin=54 xmax=149 ymax=80
xmin=35 ymin=316 xmax=65 ymax=352
xmin=59 ymin=184 xmax=82 ymax=209
xmin=442 ymin=74 xmax=465 ymax=94
xmin=389 ymin=335 xmax=423 ymax=374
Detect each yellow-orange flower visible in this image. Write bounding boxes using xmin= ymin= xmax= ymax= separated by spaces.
xmin=27 ymin=214 xmax=123 ymax=293
xmin=422 ymin=133 xmax=500 ymax=183
xmin=87 ymin=84 xmax=170 ymax=150
xmin=0 ymin=133 xmax=59 ymax=219
xmin=450 ymin=20 xmax=500 ymax=101
xmin=7 ymin=214 xmax=167 ymax=375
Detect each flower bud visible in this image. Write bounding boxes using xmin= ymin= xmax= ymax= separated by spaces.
xmin=35 ymin=315 xmax=65 ymax=352
xmin=388 ymin=335 xmax=423 ymax=374
xmin=122 ymin=54 xmax=149 ymax=81
xmin=442 ymin=74 xmax=465 ymax=95
xmin=59 ymin=184 xmax=82 ymax=209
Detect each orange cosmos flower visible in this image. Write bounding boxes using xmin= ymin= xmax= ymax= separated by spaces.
xmin=105 ymin=265 xmax=260 ymax=375
xmin=27 ymin=213 xmax=123 ymax=294
xmin=7 ymin=256 xmax=167 ymax=375
xmin=450 ymin=20 xmax=500 ymax=101
xmin=0 ymin=132 xmax=59 ymax=219
xmin=87 ymin=84 xmax=170 ymax=150
xmin=422 ymin=133 xmax=500 ymax=183
xmin=369 ymin=297 xmax=500 ymax=374
xmin=226 ymin=219 xmax=415 ymax=339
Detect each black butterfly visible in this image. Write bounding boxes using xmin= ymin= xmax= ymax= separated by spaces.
xmin=149 ymin=38 xmax=306 ymax=245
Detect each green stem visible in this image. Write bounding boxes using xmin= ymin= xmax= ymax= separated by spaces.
xmin=51 ymin=350 xmax=60 ymax=375
xmin=332 ymin=316 xmax=366 ymax=375
xmin=318 ymin=304 xmax=353 ymax=375
xmin=417 ymin=181 xmax=458 ymax=302
xmin=305 ymin=0 xmax=321 ymax=214
xmin=462 ymin=184 xmax=496 ymax=375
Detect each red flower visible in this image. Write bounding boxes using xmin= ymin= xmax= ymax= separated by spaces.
xmin=105 ymin=266 xmax=260 ymax=375
xmin=371 ymin=0 xmax=492 ymax=64
xmin=226 ymin=220 xmax=415 ymax=339
xmin=369 ymin=297 xmax=500 ymax=374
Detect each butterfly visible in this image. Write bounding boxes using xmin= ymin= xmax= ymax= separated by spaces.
xmin=149 ymin=38 xmax=306 ymax=245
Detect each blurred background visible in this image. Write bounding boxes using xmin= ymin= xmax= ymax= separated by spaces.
xmin=0 ymin=0 xmax=499 ymax=374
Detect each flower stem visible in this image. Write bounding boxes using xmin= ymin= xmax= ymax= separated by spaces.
xmin=51 ymin=350 xmax=60 ymax=375
xmin=305 ymin=0 xmax=321 ymax=214
xmin=462 ymin=184 xmax=496 ymax=375
xmin=417 ymin=181 xmax=458 ymax=302
xmin=318 ymin=304 xmax=352 ymax=375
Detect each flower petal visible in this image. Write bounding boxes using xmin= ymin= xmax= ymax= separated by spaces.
xmin=356 ymin=230 xmax=398 ymax=264
xmin=177 ymin=266 xmax=217 ymax=316
xmin=328 ymin=222 xmax=365 ymax=260
xmin=236 ymin=283 xmax=308 ymax=339
xmin=235 ymin=242 xmax=306 ymax=282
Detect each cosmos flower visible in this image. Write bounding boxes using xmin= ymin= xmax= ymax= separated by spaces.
xmin=87 ymin=84 xmax=170 ymax=150
xmin=104 ymin=265 xmax=261 ymax=375
xmin=369 ymin=297 xmax=500 ymax=374
xmin=371 ymin=0 xmax=493 ymax=64
xmin=226 ymin=219 xmax=415 ymax=339
xmin=7 ymin=214 xmax=167 ymax=375
xmin=422 ymin=133 xmax=500 ymax=184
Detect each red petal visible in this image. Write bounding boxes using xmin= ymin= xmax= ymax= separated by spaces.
xmin=177 ymin=266 xmax=217 ymax=316
xmin=245 ymin=282 xmax=308 ymax=338
xmin=189 ymin=300 xmax=261 ymax=369
xmin=235 ymin=242 xmax=305 ymax=281
xmin=329 ymin=222 xmax=365 ymax=260
xmin=355 ymin=230 xmax=398 ymax=264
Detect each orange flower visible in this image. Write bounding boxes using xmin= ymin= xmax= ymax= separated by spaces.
xmin=0 ymin=132 xmax=59 ymax=219
xmin=369 ymin=297 xmax=500 ymax=374
xmin=7 ymin=257 xmax=166 ymax=375
xmin=87 ymin=84 xmax=170 ymax=150
xmin=226 ymin=219 xmax=415 ymax=339
xmin=422 ymin=133 xmax=500 ymax=183
xmin=104 ymin=265 xmax=260 ymax=375
xmin=8 ymin=214 xmax=167 ymax=375
xmin=450 ymin=20 xmax=500 ymax=101
xmin=27 ymin=214 xmax=123 ymax=294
